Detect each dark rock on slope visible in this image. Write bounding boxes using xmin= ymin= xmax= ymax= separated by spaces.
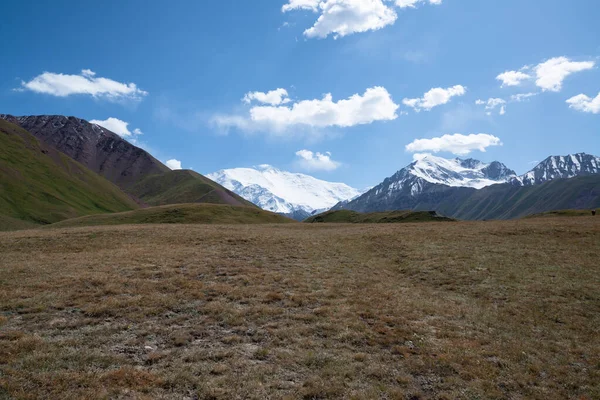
xmin=0 ymin=114 xmax=169 ymax=190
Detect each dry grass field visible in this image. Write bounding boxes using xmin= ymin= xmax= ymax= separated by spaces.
xmin=0 ymin=218 xmax=598 ymax=399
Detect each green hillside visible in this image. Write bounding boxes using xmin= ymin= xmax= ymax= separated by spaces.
xmin=0 ymin=120 xmax=139 ymax=225
xmin=131 ymin=170 xmax=257 ymax=208
xmin=305 ymin=209 xmax=455 ymax=223
xmin=49 ymin=203 xmax=295 ymax=228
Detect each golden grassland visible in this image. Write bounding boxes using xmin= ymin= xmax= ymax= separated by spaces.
xmin=0 ymin=218 xmax=598 ymax=399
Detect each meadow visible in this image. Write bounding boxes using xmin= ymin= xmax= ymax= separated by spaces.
xmin=0 ymin=217 xmax=598 ymax=399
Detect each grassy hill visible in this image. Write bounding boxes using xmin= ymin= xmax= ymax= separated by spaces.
xmin=49 ymin=203 xmax=295 ymax=228
xmin=305 ymin=209 xmax=455 ymax=223
xmin=130 ymin=169 xmax=257 ymax=208
xmin=0 ymin=120 xmax=139 ymax=226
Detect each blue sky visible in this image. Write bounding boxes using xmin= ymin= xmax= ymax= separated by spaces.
xmin=1 ymin=0 xmax=598 ymax=189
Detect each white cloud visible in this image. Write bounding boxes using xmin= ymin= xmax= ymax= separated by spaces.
xmin=166 ymin=159 xmax=183 ymax=170
xmin=496 ymin=70 xmax=531 ymax=87
xmin=483 ymin=98 xmax=506 ymax=109
xmin=403 ymin=85 xmax=466 ymax=111
xmin=282 ymin=0 xmax=320 ymax=12
xmin=296 ymin=0 xmax=397 ymax=39
xmin=405 ymin=133 xmax=502 ymax=156
xmin=395 ymin=0 xmax=442 ymax=8
xmin=213 ymin=86 xmax=399 ymax=133
xmin=475 ymin=98 xmax=506 ymax=115
xmin=243 ymin=88 xmax=291 ymax=105
xmin=566 ymin=92 xmax=600 ymax=114
xmin=497 ymin=57 xmax=595 ymax=91
xmin=90 ymin=117 xmax=144 ymax=138
xmin=476 ymin=93 xmax=539 ymax=116
xmin=282 ymin=0 xmax=441 ymax=39
xmin=19 ymin=69 xmax=148 ymax=101
xmin=510 ymin=92 xmax=537 ymax=102
xmin=534 ymin=57 xmax=595 ymax=92
xmin=295 ymin=149 xmax=341 ymax=171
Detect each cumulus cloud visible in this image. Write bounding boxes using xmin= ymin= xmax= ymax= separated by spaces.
xmin=213 ymin=86 xmax=399 ymax=134
xmin=19 ymin=69 xmax=148 ymax=101
xmin=282 ymin=0 xmax=441 ymax=39
xmin=295 ymin=149 xmax=341 ymax=171
xmin=243 ymin=88 xmax=291 ymax=105
xmin=405 ymin=133 xmax=502 ymax=156
xmin=90 ymin=117 xmax=144 ymax=138
xmin=534 ymin=57 xmax=595 ymax=92
xmin=566 ymin=92 xmax=600 ymax=114
xmin=403 ymin=85 xmax=466 ymax=111
xmin=496 ymin=70 xmax=531 ymax=87
xmin=497 ymin=57 xmax=595 ymax=91
xmin=166 ymin=159 xmax=183 ymax=170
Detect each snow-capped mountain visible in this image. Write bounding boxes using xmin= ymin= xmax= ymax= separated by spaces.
xmin=332 ymin=154 xmax=516 ymax=213
xmin=511 ymin=153 xmax=600 ymax=186
xmin=207 ymin=165 xmax=361 ymax=219
xmin=379 ymin=154 xmax=516 ymax=197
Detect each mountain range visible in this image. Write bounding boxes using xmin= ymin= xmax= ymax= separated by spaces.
xmin=1 ymin=113 xmax=599 ymax=227
xmin=335 ymin=153 xmax=600 ymax=219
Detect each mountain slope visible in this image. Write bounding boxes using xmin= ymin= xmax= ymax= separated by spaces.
xmin=444 ymin=175 xmax=600 ymax=220
xmin=0 ymin=119 xmax=139 ymax=225
xmin=131 ymin=170 xmax=257 ymax=208
xmin=0 ymin=115 xmax=169 ymax=190
xmin=207 ymin=165 xmax=361 ymax=219
xmin=49 ymin=203 xmax=295 ymax=228
xmin=511 ymin=153 xmax=600 ymax=186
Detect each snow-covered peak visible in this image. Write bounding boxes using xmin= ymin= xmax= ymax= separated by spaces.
xmin=408 ymin=154 xmax=516 ymax=189
xmin=207 ymin=166 xmax=361 ymax=215
xmin=512 ymin=153 xmax=600 ymax=186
